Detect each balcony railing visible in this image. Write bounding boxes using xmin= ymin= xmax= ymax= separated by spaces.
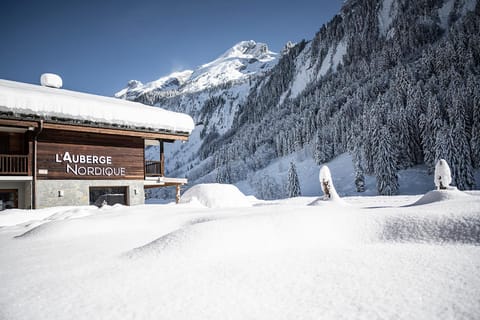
xmin=145 ymin=160 xmax=163 ymax=177
xmin=0 ymin=154 xmax=29 ymax=175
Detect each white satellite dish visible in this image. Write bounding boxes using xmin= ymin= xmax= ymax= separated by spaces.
xmin=40 ymin=73 xmax=63 ymax=88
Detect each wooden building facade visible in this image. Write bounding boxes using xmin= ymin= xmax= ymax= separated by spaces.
xmin=0 ymin=78 xmax=193 ymax=209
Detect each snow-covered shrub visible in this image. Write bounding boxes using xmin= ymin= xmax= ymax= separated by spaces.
xmin=319 ymin=165 xmax=339 ymax=200
xmin=434 ymin=159 xmax=452 ymax=190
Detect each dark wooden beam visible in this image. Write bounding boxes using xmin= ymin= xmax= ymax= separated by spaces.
xmin=41 ymin=122 xmax=189 ymax=141
xmin=0 ymin=119 xmax=39 ymax=128
xmin=0 ymin=117 xmax=190 ymax=140
xmin=160 ymin=140 xmax=165 ymax=177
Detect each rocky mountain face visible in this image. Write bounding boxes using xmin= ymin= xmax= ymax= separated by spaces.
xmin=118 ymin=0 xmax=480 ymax=198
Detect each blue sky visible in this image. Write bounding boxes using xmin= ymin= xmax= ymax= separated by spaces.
xmin=1 ymin=0 xmax=343 ymax=96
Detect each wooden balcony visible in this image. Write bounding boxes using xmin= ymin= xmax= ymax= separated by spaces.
xmin=0 ymin=154 xmax=29 ymax=175
xmin=145 ymin=160 xmax=163 ymax=177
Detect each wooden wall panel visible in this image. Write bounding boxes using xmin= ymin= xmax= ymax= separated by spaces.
xmin=38 ymin=129 xmax=143 ymax=148
xmin=0 ymin=133 xmax=27 ymax=154
xmin=36 ymin=130 xmax=144 ymax=180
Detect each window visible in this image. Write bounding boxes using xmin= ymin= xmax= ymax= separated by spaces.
xmin=89 ymin=186 xmax=128 ymax=207
xmin=0 ymin=134 xmax=9 ymax=154
xmin=0 ymin=189 xmax=18 ymax=210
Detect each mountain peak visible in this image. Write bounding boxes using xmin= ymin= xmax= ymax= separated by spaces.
xmin=220 ymin=40 xmax=271 ymax=60
xmin=116 ymin=40 xmax=278 ymax=98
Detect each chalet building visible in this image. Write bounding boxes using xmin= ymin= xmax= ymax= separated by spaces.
xmin=0 ymin=76 xmax=194 ymax=210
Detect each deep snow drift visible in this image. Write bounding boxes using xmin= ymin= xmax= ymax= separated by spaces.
xmin=1 ymin=186 xmax=479 ymax=320
xmin=179 ymin=183 xmax=252 ymax=208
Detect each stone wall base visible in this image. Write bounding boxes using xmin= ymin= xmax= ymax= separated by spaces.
xmin=35 ymin=180 xmax=145 ymax=208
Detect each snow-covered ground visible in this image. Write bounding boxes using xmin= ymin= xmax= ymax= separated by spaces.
xmin=1 ymin=184 xmax=480 ymax=320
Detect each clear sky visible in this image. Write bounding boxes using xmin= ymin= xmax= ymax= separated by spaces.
xmin=1 ymin=0 xmax=343 ymax=96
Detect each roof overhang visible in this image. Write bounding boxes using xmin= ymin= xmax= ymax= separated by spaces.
xmin=0 ymin=116 xmax=189 ymax=141
xmin=144 ymin=176 xmax=188 ymax=188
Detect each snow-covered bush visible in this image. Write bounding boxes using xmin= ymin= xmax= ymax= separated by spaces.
xmin=319 ymin=165 xmax=339 ymax=200
xmin=434 ymin=159 xmax=452 ymax=190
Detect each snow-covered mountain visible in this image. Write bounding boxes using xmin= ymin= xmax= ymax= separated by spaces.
xmin=116 ymin=40 xmax=277 ymax=98
xmin=118 ymin=0 xmax=480 ymax=199
xmin=115 ymin=70 xmax=193 ymax=101
xmin=116 ymin=40 xmax=278 ymax=136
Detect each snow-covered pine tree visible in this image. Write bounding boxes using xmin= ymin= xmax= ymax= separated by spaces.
xmin=313 ymin=126 xmax=334 ymax=165
xmin=348 ymin=126 xmax=366 ymax=193
xmin=355 ymin=167 xmax=366 ymax=193
xmin=447 ymin=96 xmax=476 ymax=190
xmin=215 ymin=164 xmax=231 ymax=184
xmin=465 ymin=76 xmax=480 ymax=170
xmin=404 ymin=83 xmax=424 ymax=165
xmin=287 ymin=162 xmax=301 ymax=198
xmin=214 ymin=147 xmax=231 ymax=183
xmin=374 ymin=126 xmax=399 ymax=195
xmin=471 ymin=96 xmax=480 ymax=169
xmin=420 ymin=95 xmax=444 ymax=174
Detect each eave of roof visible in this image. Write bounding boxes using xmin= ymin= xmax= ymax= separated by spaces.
xmin=0 ymin=79 xmax=194 ymax=137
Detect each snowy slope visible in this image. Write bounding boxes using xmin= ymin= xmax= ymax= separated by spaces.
xmin=234 ymin=149 xmax=460 ymax=199
xmin=1 ymin=186 xmax=480 ymax=319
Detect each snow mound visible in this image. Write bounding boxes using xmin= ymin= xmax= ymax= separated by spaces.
xmin=125 ymin=209 xmax=378 ymax=261
xmin=13 ymin=206 xmax=127 ymax=239
xmin=179 ymin=183 xmax=252 ymax=208
xmin=407 ymin=188 xmax=470 ymax=206
xmin=0 ymin=206 xmax=93 ymax=227
xmin=308 ymin=196 xmax=347 ymax=206
xmin=380 ymin=213 xmax=480 ymax=245
xmin=16 ymin=218 xmax=93 ymax=239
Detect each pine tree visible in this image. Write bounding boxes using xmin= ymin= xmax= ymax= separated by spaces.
xmin=215 ymin=164 xmax=231 ymax=184
xmin=420 ymin=95 xmax=444 ymax=173
xmin=447 ymin=97 xmax=476 ymax=190
xmin=349 ymin=129 xmax=366 ymax=193
xmin=470 ymin=94 xmax=480 ymax=168
xmin=355 ymin=166 xmax=366 ymax=193
xmin=287 ymin=162 xmax=301 ymax=197
xmin=374 ymin=126 xmax=399 ymax=195
xmin=313 ymin=127 xmax=334 ymax=165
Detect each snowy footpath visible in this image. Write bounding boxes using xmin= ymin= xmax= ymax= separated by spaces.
xmin=1 ymin=186 xmax=480 ymax=319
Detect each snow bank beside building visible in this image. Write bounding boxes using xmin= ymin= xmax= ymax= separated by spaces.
xmin=179 ymin=183 xmax=252 ymax=208
xmin=0 ymin=206 xmax=94 ymax=227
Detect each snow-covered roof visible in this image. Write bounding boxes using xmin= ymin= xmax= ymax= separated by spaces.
xmin=0 ymin=79 xmax=194 ymax=135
